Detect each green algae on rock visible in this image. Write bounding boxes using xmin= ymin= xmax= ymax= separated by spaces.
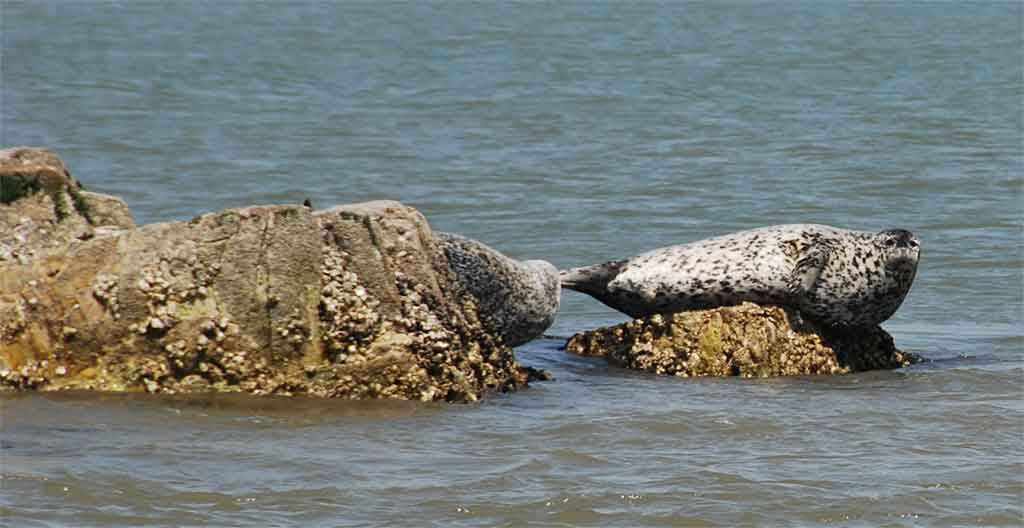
xmin=0 ymin=147 xmax=135 ymax=266
xmin=0 ymin=146 xmax=94 ymax=222
xmin=564 ymin=302 xmax=922 ymax=378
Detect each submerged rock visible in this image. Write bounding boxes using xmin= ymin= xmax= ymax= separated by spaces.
xmin=564 ymin=302 xmax=922 ymax=378
xmin=0 ymin=147 xmax=544 ymax=401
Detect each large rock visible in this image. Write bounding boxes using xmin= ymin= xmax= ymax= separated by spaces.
xmin=0 ymin=148 xmax=543 ymax=401
xmin=565 ymin=302 xmax=922 ymax=377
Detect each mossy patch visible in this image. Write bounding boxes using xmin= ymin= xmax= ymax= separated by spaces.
xmin=68 ymin=184 xmax=94 ymax=223
xmin=0 ymin=174 xmax=43 ymax=204
xmin=1 ymin=167 xmax=93 ymax=224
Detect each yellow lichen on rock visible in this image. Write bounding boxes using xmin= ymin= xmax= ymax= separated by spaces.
xmin=565 ymin=302 xmax=921 ymax=378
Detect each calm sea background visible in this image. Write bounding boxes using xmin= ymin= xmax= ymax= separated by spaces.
xmin=2 ymin=2 xmax=1022 ymax=526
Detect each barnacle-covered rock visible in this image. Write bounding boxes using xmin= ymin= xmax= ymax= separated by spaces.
xmin=0 ymin=148 xmax=544 ymax=401
xmin=564 ymin=302 xmax=922 ymax=377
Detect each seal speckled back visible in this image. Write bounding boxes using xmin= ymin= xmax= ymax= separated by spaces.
xmin=561 ymin=224 xmax=920 ymax=328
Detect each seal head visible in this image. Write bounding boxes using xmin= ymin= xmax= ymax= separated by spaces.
xmin=795 ymin=227 xmax=920 ymax=328
xmin=878 ymin=229 xmax=920 ymax=269
xmin=439 ymin=232 xmax=559 ymax=346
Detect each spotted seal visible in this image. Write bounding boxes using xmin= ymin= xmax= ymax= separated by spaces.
xmin=438 ymin=232 xmax=560 ymax=346
xmin=560 ymin=224 xmax=920 ymax=328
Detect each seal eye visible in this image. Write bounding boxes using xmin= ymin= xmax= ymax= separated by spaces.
xmin=884 ymin=238 xmax=897 ymax=248
xmin=909 ymin=240 xmax=919 ymax=248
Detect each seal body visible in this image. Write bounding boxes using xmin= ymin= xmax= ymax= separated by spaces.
xmin=439 ymin=233 xmax=560 ymax=346
xmin=560 ymin=224 xmax=920 ymax=328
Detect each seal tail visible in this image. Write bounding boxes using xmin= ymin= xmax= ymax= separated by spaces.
xmin=559 ymin=260 xmax=627 ymax=297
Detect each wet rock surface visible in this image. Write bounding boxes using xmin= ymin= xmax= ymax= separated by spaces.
xmin=565 ymin=302 xmax=922 ymax=378
xmin=0 ymin=147 xmax=543 ymax=401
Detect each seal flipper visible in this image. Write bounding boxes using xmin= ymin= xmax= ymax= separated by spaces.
xmin=559 ymin=260 xmax=627 ymax=298
xmin=787 ymin=245 xmax=830 ymax=298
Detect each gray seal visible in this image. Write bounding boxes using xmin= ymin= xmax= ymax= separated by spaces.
xmin=560 ymin=224 xmax=920 ymax=329
xmin=439 ymin=232 xmax=560 ymax=346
